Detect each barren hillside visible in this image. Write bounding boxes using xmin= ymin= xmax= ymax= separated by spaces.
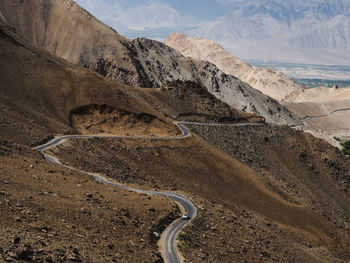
xmin=282 ymin=86 xmax=350 ymax=143
xmin=164 ymin=32 xmax=304 ymax=101
xmin=163 ymin=33 xmax=350 ymax=143
xmin=285 ymin=85 xmax=350 ymax=103
xmin=0 ymin=19 xmax=181 ymax=263
xmin=54 ymin=126 xmax=350 ymax=262
xmin=1 ymin=1 xmax=350 ymax=263
xmin=0 ymin=0 xmax=298 ymax=125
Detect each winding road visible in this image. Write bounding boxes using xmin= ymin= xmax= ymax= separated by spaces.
xmin=34 ymin=122 xmax=195 ymax=263
xmin=300 ymin=107 xmax=350 ymax=121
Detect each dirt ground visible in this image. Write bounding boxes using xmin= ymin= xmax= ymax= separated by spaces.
xmin=52 ymin=127 xmax=350 ymax=262
xmin=0 ymin=21 xmax=181 ymax=263
xmin=179 ymin=196 xmax=346 ymax=263
xmin=283 ymin=100 xmax=350 ymax=141
xmin=0 ymin=141 xmax=178 ymax=262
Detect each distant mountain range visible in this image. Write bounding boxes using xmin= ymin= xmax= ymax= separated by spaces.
xmin=75 ymin=0 xmax=350 ymax=65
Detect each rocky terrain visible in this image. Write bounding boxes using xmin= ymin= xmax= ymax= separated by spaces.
xmin=164 ymin=32 xmax=304 ymax=101
xmin=0 ymin=0 xmax=298 ymax=125
xmin=51 ymin=124 xmax=350 ymax=262
xmin=1 ymin=145 xmax=177 ymax=262
xmin=136 ymin=80 xmax=261 ymax=123
xmin=0 ymin=19 xmax=185 ymax=144
xmin=1 ymin=0 xmax=350 ymax=262
xmin=180 ymin=197 xmax=344 ymax=263
xmin=185 ymin=123 xmax=350 ymax=261
xmin=163 ymin=32 xmax=350 ymax=144
xmin=0 ymin=19 xmax=181 ymax=263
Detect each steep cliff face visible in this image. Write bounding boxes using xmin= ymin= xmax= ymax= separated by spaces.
xmin=0 ymin=0 xmax=298 ymax=125
xmin=164 ymin=32 xmax=304 ymax=101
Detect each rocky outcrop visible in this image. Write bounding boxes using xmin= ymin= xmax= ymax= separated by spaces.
xmin=0 ymin=0 xmax=298 ymax=125
xmin=164 ymin=33 xmax=304 ymax=101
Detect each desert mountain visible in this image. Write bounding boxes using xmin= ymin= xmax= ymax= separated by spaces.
xmin=288 ymin=15 xmax=350 ymax=49
xmin=1 ymin=3 xmax=350 ymax=263
xmin=0 ymin=19 xmax=183 ymax=145
xmin=163 ymin=33 xmax=350 ymax=145
xmin=164 ymin=32 xmax=304 ymax=101
xmin=74 ymin=0 xmax=350 ymax=65
xmin=187 ymin=0 xmax=350 ymax=65
xmin=0 ymin=19 xmax=256 ymax=145
xmin=0 ymin=18 xmax=185 ymax=262
xmin=0 ymin=0 xmax=298 ymax=125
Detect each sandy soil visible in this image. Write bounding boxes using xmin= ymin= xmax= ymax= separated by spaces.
xmin=283 ymin=100 xmax=350 ymax=146
xmin=283 ymin=100 xmax=350 ymax=119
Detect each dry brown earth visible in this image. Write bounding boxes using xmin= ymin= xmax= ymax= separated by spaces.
xmin=0 ymin=144 xmax=177 ymax=262
xmin=285 ymin=86 xmax=350 ymax=103
xmin=283 ymin=99 xmax=350 ymax=142
xmin=164 ymin=33 xmax=350 ymax=143
xmin=1 ymin=2 xmax=350 ymax=263
xmin=0 ymin=19 xmax=181 ymax=263
xmin=52 ymin=131 xmax=350 ymax=262
xmin=283 ymin=86 xmax=350 ymax=142
xmin=0 ymin=20 xmax=181 ymax=144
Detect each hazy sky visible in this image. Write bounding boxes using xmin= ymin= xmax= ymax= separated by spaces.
xmin=75 ymin=0 xmax=227 ymax=25
xmin=74 ymin=0 xmax=331 ymax=30
xmin=74 ymin=0 xmax=350 ymax=65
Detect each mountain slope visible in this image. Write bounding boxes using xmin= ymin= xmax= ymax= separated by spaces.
xmin=289 ymin=15 xmax=350 ymax=49
xmin=165 ymin=33 xmax=303 ymax=101
xmin=1 ymin=4 xmax=350 ymax=263
xmin=189 ymin=16 xmax=270 ymax=42
xmin=0 ymin=0 xmax=298 ymax=125
xmin=189 ymin=0 xmax=350 ymax=65
xmin=71 ymin=0 xmax=350 ymax=65
xmin=0 ymin=19 xmax=181 ymax=263
xmin=0 ymin=19 xmax=180 ymax=145
xmin=54 ymin=121 xmax=350 ymax=262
